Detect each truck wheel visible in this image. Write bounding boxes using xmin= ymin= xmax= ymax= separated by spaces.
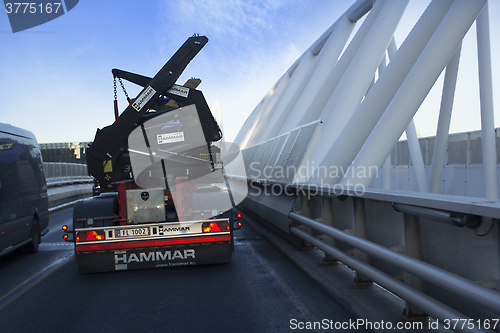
xmin=23 ymin=219 xmax=40 ymax=254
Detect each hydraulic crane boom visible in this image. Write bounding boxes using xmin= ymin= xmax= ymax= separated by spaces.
xmin=87 ymin=35 xmax=221 ymax=190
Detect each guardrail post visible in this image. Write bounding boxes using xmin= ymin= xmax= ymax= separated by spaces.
xmin=352 ymin=197 xmax=372 ymax=287
xmin=321 ymin=197 xmax=338 ymax=264
xmin=299 ymin=193 xmax=315 ymax=249
xmin=403 ymin=212 xmax=427 ymax=320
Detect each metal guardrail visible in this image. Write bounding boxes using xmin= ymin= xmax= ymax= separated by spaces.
xmin=234 ymin=176 xmax=500 ymax=330
xmin=43 ymin=163 xmax=93 ymax=208
xmin=290 ymin=226 xmax=490 ymax=333
xmin=46 ymin=176 xmax=93 ymax=188
xmin=289 ymin=212 xmax=500 ymax=323
xmin=43 ymin=162 xmax=88 ymax=178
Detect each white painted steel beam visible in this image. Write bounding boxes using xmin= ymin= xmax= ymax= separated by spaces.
xmin=381 ymin=40 xmax=394 ymax=191
xmin=429 ymin=44 xmax=461 ymax=194
xmin=233 ymin=101 xmax=265 ymax=148
xmin=387 ymin=36 xmax=397 ymax=59
xmin=476 ymin=2 xmax=499 ymax=281
xmin=239 ymin=74 xmax=290 ymax=149
xmin=400 ymin=19 xmax=427 ymax=195
xmin=405 ymin=119 xmax=428 ymax=192
xmin=270 ymin=53 xmax=324 ymax=138
xmin=244 ymin=15 xmax=349 ymax=147
xmin=309 ymin=0 xmax=454 ymax=184
xmin=382 ymin=156 xmax=392 ymax=190
xmin=258 ymin=50 xmax=317 ymax=143
xmin=340 ymin=0 xmax=487 ymax=188
xmin=298 ymin=0 xmax=386 ymax=128
xmin=317 ymin=0 xmax=409 ymax=136
xmin=345 ymin=0 xmax=374 ymax=22
xmin=400 ymin=26 xmax=429 ymax=194
xmin=476 ymin=2 xmax=497 ymax=201
xmin=279 ymin=15 xmax=355 ymax=134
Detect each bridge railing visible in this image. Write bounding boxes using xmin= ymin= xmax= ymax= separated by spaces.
xmin=228 ymin=0 xmax=500 ymax=327
xmin=43 ymin=162 xmax=93 ymax=208
xmin=233 ymin=176 xmax=500 ymax=332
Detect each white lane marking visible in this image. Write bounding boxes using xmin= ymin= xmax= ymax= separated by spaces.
xmin=39 ymin=242 xmax=74 ymax=251
xmin=0 ymin=253 xmax=74 ymax=311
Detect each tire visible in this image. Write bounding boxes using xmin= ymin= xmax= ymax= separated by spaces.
xmin=23 ymin=219 xmax=40 ymax=254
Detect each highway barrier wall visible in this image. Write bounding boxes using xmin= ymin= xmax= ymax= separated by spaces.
xmin=43 ymin=162 xmax=93 ymax=208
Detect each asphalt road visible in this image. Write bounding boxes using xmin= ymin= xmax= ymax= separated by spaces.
xmin=0 ymin=206 xmax=363 ymax=333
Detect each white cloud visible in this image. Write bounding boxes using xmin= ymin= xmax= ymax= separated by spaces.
xmin=165 ymin=0 xmax=290 ymax=37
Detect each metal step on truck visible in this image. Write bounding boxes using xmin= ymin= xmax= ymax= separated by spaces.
xmin=63 ymin=35 xmax=246 ymax=273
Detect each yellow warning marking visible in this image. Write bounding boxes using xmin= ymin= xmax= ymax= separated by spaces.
xmin=103 ymin=160 xmax=113 ymax=173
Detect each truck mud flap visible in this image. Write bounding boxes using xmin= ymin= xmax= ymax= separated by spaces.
xmin=76 ymin=243 xmax=232 ymax=273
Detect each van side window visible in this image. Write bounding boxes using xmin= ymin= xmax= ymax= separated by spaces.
xmin=17 ymin=144 xmax=37 ymax=194
xmin=30 ymin=147 xmax=46 ymax=188
xmin=0 ymin=140 xmax=22 ymax=197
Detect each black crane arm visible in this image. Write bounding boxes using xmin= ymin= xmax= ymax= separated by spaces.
xmin=86 ymin=35 xmax=222 ymax=190
xmin=112 ymin=68 xmax=151 ymax=88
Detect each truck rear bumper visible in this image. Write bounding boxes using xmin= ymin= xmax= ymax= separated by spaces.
xmin=76 ymin=242 xmax=232 ymax=273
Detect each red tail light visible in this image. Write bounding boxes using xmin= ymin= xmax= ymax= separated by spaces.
xmin=202 ymin=221 xmax=229 ymax=233
xmin=203 ymin=222 xmax=221 ymax=233
xmin=76 ymin=230 xmax=106 ymax=242
xmin=63 ymin=234 xmax=68 ymax=240
xmin=237 ymin=222 xmax=242 ymax=228
xmin=236 ymin=213 xmax=242 ymax=219
xmin=62 ymin=225 xmax=68 ymax=231
xmin=86 ymin=231 xmax=105 ymax=241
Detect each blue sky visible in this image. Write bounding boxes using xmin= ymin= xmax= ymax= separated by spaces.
xmin=1 ymin=0 xmax=499 ymax=144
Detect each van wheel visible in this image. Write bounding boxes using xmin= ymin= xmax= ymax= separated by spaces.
xmin=23 ymin=220 xmax=40 ymax=254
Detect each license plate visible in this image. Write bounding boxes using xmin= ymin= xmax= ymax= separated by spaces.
xmin=116 ymin=227 xmax=150 ymax=238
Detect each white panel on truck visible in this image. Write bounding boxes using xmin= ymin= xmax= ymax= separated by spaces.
xmin=126 ymin=188 xmax=165 ymax=224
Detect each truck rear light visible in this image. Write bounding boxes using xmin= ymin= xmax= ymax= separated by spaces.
xmin=63 ymin=233 xmax=75 ymax=242
xmin=77 ymin=230 xmax=106 ymax=242
xmin=237 ymin=222 xmax=242 ymax=228
xmin=202 ymin=221 xmax=229 ymax=233
xmin=203 ymin=222 xmax=220 ymax=233
xmin=62 ymin=225 xmax=75 ymax=241
xmin=86 ymin=231 xmax=105 ymax=241
xmin=236 ymin=213 xmax=242 ymax=219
